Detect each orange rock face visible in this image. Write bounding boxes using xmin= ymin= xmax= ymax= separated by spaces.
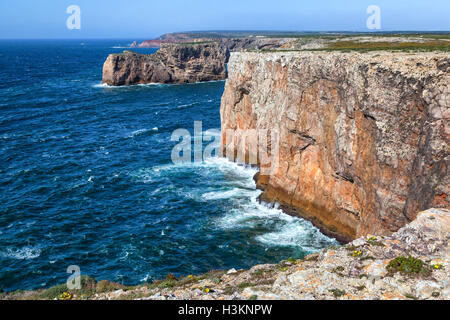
xmin=220 ymin=51 xmax=449 ymax=242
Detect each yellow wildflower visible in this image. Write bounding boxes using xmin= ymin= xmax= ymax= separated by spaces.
xmin=58 ymin=292 xmax=72 ymax=300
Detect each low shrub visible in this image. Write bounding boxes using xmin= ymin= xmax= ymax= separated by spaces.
xmin=386 ymin=256 xmax=431 ymax=277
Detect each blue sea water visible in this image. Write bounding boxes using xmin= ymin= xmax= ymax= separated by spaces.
xmin=0 ymin=40 xmax=337 ymax=292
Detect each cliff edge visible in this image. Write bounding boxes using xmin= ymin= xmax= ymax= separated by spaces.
xmin=220 ymin=51 xmax=449 ymax=242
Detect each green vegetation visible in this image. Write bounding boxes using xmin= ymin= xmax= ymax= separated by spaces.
xmin=286 ymin=257 xmax=296 ymax=263
xmin=40 ymin=284 xmax=69 ymax=300
xmin=237 ymin=282 xmax=257 ymax=289
xmin=162 ymin=31 xmax=450 ymax=40
xmin=305 ymin=253 xmax=319 ymax=262
xmin=366 ymin=236 xmax=384 ymax=247
xmin=252 ymin=268 xmax=275 ymax=278
xmin=359 ymin=255 xmax=376 ymax=261
xmin=177 ymin=41 xmax=216 ymax=46
xmin=350 ymin=250 xmax=363 ymax=257
xmin=386 ymin=256 xmax=432 ymax=277
xmin=404 ymin=293 xmax=419 ymax=300
xmin=431 ymin=263 xmax=443 ymax=270
xmin=112 ymin=50 xmax=138 ymax=56
xmin=95 ymin=279 xmax=125 ymax=293
xmin=420 ymin=34 xmax=450 ymax=40
xmin=432 ymin=292 xmax=440 ymax=297
xmin=329 ymin=289 xmax=346 ymax=298
xmin=332 ymin=266 xmax=345 ymax=276
xmin=345 ymin=244 xmax=361 ymax=252
xmin=325 ymin=40 xmax=450 ymax=52
xmin=38 ymin=275 xmax=112 ymax=300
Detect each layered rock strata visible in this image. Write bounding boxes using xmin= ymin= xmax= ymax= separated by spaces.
xmin=102 ymin=39 xmax=290 ymax=86
xmin=220 ymin=51 xmax=449 ymax=242
xmin=102 ymin=42 xmax=228 ymax=86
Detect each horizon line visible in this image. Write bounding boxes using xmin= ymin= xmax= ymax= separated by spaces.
xmin=1 ymin=30 xmax=449 ymax=41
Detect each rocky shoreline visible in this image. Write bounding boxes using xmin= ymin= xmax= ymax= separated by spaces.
xmin=2 ymin=208 xmax=448 ymax=300
xmin=9 ymin=35 xmax=446 ymax=300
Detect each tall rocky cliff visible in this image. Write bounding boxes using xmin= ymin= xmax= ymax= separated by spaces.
xmin=102 ymin=42 xmax=228 ymax=86
xmin=220 ymin=51 xmax=449 ymax=242
xmin=102 ymin=39 xmax=290 ymax=86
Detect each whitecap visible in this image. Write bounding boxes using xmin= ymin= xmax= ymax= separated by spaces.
xmin=255 ymin=222 xmax=337 ymax=250
xmin=1 ymin=247 xmax=41 ymax=260
xmin=92 ymin=79 xmax=225 ymax=89
xmin=92 ymin=82 xmax=112 ymax=88
xmin=176 ymin=102 xmax=197 ymax=109
xmin=140 ymin=274 xmax=152 ymax=282
xmin=132 ymin=156 xmax=336 ymax=252
xmin=202 ymin=188 xmax=255 ymax=201
xmin=127 ymin=127 xmax=158 ymax=138
xmin=129 ymin=129 xmax=149 ymax=137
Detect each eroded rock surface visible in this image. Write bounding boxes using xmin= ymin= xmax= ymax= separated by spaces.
xmin=102 ymin=42 xmax=228 ymax=86
xmin=102 ymin=39 xmax=291 ymax=86
xmin=220 ymin=51 xmax=449 ymax=241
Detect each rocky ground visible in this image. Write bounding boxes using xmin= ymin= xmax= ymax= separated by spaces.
xmin=2 ymin=208 xmax=448 ymax=300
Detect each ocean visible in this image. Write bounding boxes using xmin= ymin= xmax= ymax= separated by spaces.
xmin=0 ymin=40 xmax=336 ymax=292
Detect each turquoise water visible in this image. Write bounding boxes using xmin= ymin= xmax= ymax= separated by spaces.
xmin=0 ymin=40 xmax=336 ymax=292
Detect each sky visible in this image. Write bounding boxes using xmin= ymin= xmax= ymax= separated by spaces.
xmin=0 ymin=0 xmax=449 ymax=39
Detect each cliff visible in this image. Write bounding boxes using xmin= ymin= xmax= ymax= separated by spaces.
xmin=103 ymin=39 xmax=290 ymax=86
xmin=220 ymin=51 xmax=449 ymax=242
xmin=102 ymin=42 xmax=228 ymax=86
xmin=3 ymin=208 xmax=448 ymax=300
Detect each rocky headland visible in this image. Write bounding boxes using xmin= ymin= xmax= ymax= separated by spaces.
xmin=102 ymin=38 xmax=291 ymax=86
xmin=102 ymin=42 xmax=228 ymax=86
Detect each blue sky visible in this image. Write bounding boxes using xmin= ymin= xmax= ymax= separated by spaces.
xmin=0 ymin=0 xmax=449 ymax=39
